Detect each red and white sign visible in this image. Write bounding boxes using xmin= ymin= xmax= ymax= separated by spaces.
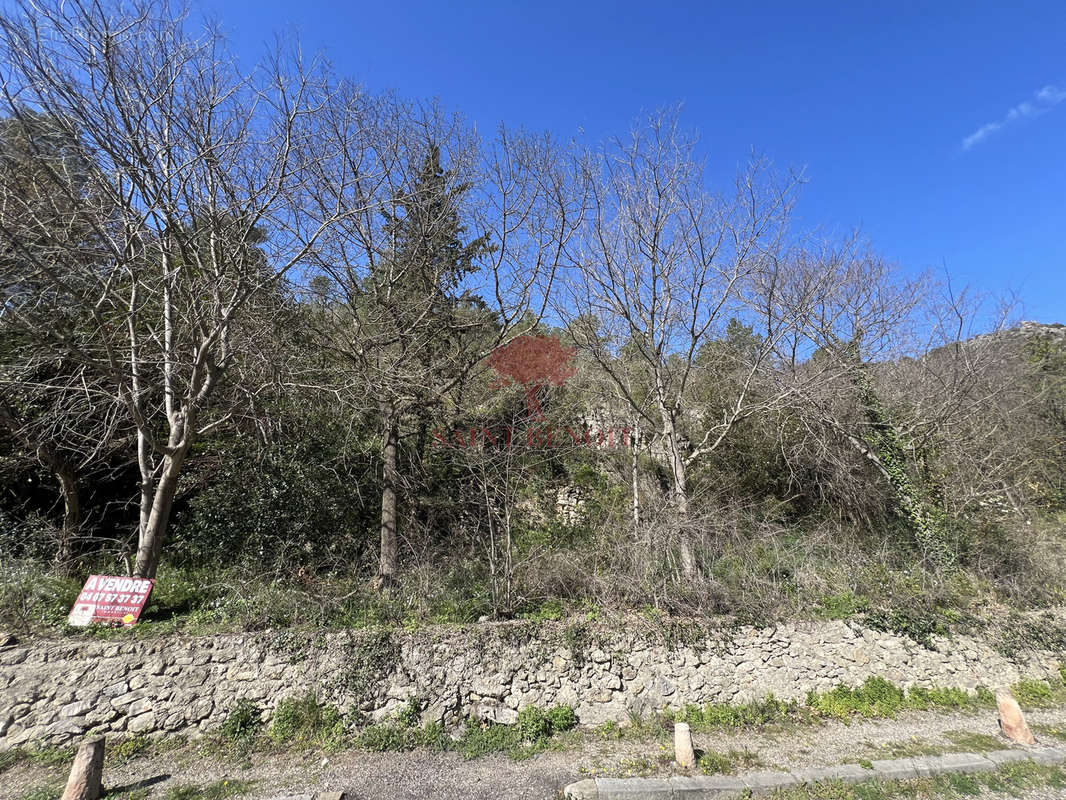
xmin=67 ymin=575 xmax=155 ymax=627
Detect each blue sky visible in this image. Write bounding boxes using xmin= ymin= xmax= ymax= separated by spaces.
xmin=200 ymin=0 xmax=1066 ymax=324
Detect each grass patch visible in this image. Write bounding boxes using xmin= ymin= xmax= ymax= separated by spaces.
xmin=111 ymin=736 xmax=152 ymax=764
xmin=0 ymin=746 xmax=75 ymax=775
xmin=942 ymin=730 xmax=1004 ymax=751
xmin=864 ymin=737 xmax=943 ymax=759
xmin=1012 ymin=677 xmax=1065 ymax=707
xmin=15 ymin=785 xmax=62 ymax=800
xmin=697 ymin=747 xmax=763 ymax=775
xmin=161 ymin=780 xmax=253 ymax=800
xmin=356 ymin=701 xmax=580 ymax=760
xmin=269 ymin=693 xmax=345 ymax=750
xmin=0 ymin=749 xmax=27 ymax=774
xmin=1033 ymin=722 xmax=1066 ymax=742
xmin=768 ymin=760 xmax=1066 ymax=799
xmin=220 ymin=699 xmax=262 ymax=742
xmin=673 ymin=678 xmax=997 ymax=733
xmin=672 ymin=693 xmax=811 ymax=730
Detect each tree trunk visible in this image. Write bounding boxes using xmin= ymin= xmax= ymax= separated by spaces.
xmin=53 ymin=461 xmax=81 ymax=575
xmin=377 ymin=409 xmax=400 ymax=584
xmin=35 ymin=445 xmax=80 ymax=575
xmin=631 ymin=418 xmax=641 ymax=541
xmin=658 ymin=400 xmax=694 ymax=576
xmin=133 ymin=448 xmax=188 ymax=579
xmin=673 ymin=455 xmax=694 ymax=577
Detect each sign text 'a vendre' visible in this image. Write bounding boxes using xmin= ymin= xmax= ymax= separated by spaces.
xmin=67 ymin=574 xmax=155 ymax=627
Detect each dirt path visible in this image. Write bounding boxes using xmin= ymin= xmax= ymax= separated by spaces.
xmin=6 ymin=707 xmax=1066 ymax=800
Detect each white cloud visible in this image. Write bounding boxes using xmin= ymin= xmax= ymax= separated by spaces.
xmin=962 ymin=83 xmax=1066 ymax=150
xmin=1036 ymin=85 xmax=1066 ymax=104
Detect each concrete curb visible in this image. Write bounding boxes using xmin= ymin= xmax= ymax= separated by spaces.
xmin=563 ymin=746 xmax=1066 ymax=798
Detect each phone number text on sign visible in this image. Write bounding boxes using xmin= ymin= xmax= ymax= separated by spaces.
xmin=67 ymin=575 xmax=155 ymax=627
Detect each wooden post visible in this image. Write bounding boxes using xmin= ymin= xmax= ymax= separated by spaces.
xmin=61 ymin=738 xmax=105 ymax=800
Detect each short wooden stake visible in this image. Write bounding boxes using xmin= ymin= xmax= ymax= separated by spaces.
xmin=61 ymin=737 xmax=105 ymax=800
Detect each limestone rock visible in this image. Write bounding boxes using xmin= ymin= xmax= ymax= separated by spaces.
xmin=472 ymin=703 xmax=517 ymax=725
xmin=674 ymin=722 xmax=696 ymax=769
xmin=997 ymin=691 xmax=1036 ymax=745
xmin=60 ymin=737 xmax=104 ymax=800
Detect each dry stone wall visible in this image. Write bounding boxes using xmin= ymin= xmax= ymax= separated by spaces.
xmin=1 ymin=618 xmax=1061 ymax=749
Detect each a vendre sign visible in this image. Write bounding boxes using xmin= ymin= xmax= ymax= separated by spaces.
xmin=67 ymin=575 xmax=155 ymax=627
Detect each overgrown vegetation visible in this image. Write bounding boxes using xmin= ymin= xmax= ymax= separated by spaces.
xmin=1 ymin=0 xmax=1065 ymax=636
xmin=269 ymin=694 xmax=345 ymax=749
xmin=668 ymin=678 xmax=1004 ymax=732
xmin=172 ymin=678 xmax=1066 ymax=766
xmin=220 ymin=700 xmax=262 ymax=742
xmin=768 ymin=761 xmax=1066 ymax=800
xmin=697 ymin=747 xmax=763 ymax=775
xmin=160 ymin=780 xmax=253 ymax=800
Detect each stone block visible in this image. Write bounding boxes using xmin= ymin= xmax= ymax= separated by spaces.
xmin=595 ymin=777 xmax=673 ymax=799
xmin=870 ymin=758 xmax=918 ymax=781
xmin=1025 ymin=746 xmax=1066 ymax=765
xmin=984 ymin=748 xmax=1031 ymax=766
xmin=741 ymin=770 xmax=799 ymax=792
xmin=685 ymin=775 xmax=746 ymax=794
xmin=472 ymin=703 xmax=517 ymax=725
xmin=564 ymin=779 xmax=598 ymax=799
xmin=59 ymin=701 xmax=92 ymax=719
xmin=822 ymin=764 xmax=871 ymax=785
xmin=127 ymin=712 xmax=156 ymax=734
xmin=931 ymin=752 xmax=995 ymax=774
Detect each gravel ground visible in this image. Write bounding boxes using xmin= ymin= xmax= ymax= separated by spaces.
xmin=6 ymin=707 xmax=1066 ymax=800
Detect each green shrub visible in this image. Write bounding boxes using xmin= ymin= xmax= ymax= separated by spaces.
xmin=394 ymin=698 xmax=421 ymax=729
xmin=111 ymin=736 xmax=151 ymax=762
xmin=546 ymin=705 xmax=577 ymax=733
xmin=863 ymin=607 xmax=947 ymax=649
xmin=1013 ymin=679 xmax=1055 ymax=707
xmin=172 ymin=436 xmax=375 ymax=572
xmin=697 ymin=749 xmax=732 ymax=774
xmin=220 ymin=699 xmax=261 ymax=741
xmin=816 ymin=592 xmax=867 ymax=620
xmin=513 ymin=704 xmax=577 ymax=742
xmin=516 ymin=706 xmax=552 ymax=742
xmin=162 ymin=779 xmax=253 ymax=800
xmin=269 ymin=693 xmax=345 ymax=748
xmin=678 ymin=694 xmax=797 ymax=729
xmin=455 ymin=720 xmax=523 ymax=759
xmin=356 ymin=723 xmax=416 ymax=752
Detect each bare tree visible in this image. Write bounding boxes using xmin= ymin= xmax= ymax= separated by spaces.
xmin=305 ymin=100 xmax=582 ymax=585
xmin=562 ymin=110 xmax=804 ymax=575
xmin=0 ymin=0 xmax=372 ymax=577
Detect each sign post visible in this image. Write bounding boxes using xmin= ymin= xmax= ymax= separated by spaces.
xmin=67 ymin=575 xmax=155 ymax=627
